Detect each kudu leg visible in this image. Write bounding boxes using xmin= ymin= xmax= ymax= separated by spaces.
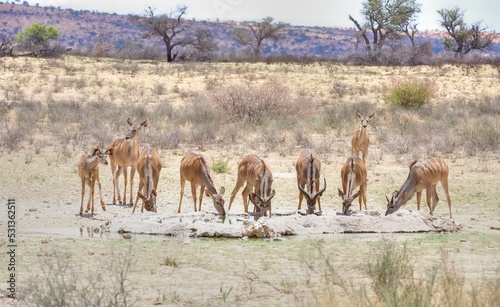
xmin=177 ymin=178 xmax=186 ymax=214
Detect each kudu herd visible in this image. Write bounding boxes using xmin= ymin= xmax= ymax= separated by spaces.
xmin=78 ymin=112 xmax=452 ymax=219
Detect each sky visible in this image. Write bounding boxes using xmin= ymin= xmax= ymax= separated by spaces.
xmin=31 ymin=0 xmax=499 ymax=31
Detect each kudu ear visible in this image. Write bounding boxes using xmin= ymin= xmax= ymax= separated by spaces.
xmin=369 ymin=112 xmax=375 ymax=119
xmin=137 ymin=191 xmax=146 ymax=201
xmin=352 ymin=189 xmax=361 ymax=200
xmin=356 ymin=111 xmax=362 ymax=118
xmin=392 ymin=190 xmax=399 ymax=198
xmin=127 ymin=118 xmax=133 ymax=126
xmin=338 ymin=188 xmax=344 ymax=198
xmin=268 ymin=189 xmax=276 ymax=200
xmin=218 ymin=186 xmax=225 ymax=196
xmin=140 ymin=119 xmax=148 ymax=127
xmin=92 ymin=147 xmax=100 ymax=156
xmin=249 ymin=193 xmax=260 ymax=204
xmin=106 ymin=148 xmax=114 ymax=155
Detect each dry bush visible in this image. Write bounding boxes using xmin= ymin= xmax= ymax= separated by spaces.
xmin=209 ymin=78 xmax=291 ymax=123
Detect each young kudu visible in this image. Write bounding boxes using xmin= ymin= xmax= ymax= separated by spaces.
xmin=177 ymin=152 xmax=226 ymax=216
xmin=132 ymin=146 xmax=162 ymax=213
xmin=109 ymin=118 xmax=148 ymax=205
xmin=78 ymin=147 xmax=113 ymax=216
xmin=351 ymin=111 xmax=375 ymax=162
xmin=295 ymin=148 xmax=326 ymax=215
xmin=228 ymin=154 xmax=275 ymax=217
xmin=385 ymin=156 xmax=452 ymax=218
xmin=338 ymin=155 xmax=367 ymax=215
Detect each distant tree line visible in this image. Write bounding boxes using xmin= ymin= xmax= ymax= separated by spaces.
xmin=1 ymin=1 xmax=497 ymax=65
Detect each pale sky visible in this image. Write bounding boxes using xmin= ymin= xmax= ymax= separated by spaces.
xmin=31 ymin=0 xmax=499 ymax=31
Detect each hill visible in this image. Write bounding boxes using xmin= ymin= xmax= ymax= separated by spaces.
xmin=0 ymin=2 xmax=498 ymax=59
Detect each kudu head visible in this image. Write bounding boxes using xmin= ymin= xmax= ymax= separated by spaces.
xmin=357 ymin=111 xmax=375 ymax=128
xmin=206 ymin=187 xmax=226 ymax=216
xmin=249 ymin=190 xmax=276 ymax=218
xmin=385 ymin=190 xmax=406 ymax=216
xmin=338 ymin=187 xmax=361 ymax=215
xmin=137 ymin=189 xmax=158 ymax=213
xmin=91 ymin=147 xmax=113 ymax=166
xmin=298 ymin=177 xmax=326 ymax=215
xmin=125 ymin=118 xmax=148 ymax=140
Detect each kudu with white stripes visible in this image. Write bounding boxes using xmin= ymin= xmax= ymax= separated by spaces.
xmin=133 ymin=146 xmax=162 ymax=213
xmin=351 ymin=111 xmax=374 ymax=161
xmin=386 ymin=156 xmax=452 ymax=218
xmin=177 ymin=152 xmax=226 ymax=216
xmin=295 ymin=148 xmax=326 ymax=215
xmin=109 ymin=118 xmax=148 ymax=205
xmin=338 ymin=155 xmax=367 ymax=215
xmin=78 ymin=147 xmax=113 ymax=216
xmin=228 ymin=154 xmax=275 ymax=217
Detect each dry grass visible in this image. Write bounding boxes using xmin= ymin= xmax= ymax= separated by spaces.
xmin=1 ymin=56 xmax=499 ymax=306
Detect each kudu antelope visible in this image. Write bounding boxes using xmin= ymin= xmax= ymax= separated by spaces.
xmin=132 ymin=146 xmax=162 ymax=213
xmin=295 ymin=148 xmax=326 ymax=215
xmin=338 ymin=155 xmax=367 ymax=215
xmin=109 ymin=118 xmax=148 ymax=205
xmin=385 ymin=156 xmax=452 ymax=218
xmin=78 ymin=147 xmax=113 ymax=216
xmin=351 ymin=111 xmax=374 ymax=161
xmin=228 ymin=155 xmax=275 ymax=217
xmin=177 ymin=152 xmax=226 ymax=216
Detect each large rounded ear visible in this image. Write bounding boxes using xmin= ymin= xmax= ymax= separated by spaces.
xmin=338 ymin=188 xmax=344 ymax=198
xmin=127 ymin=118 xmax=133 ymax=126
xmin=268 ymin=189 xmax=276 ymax=200
xmin=352 ymin=189 xmax=361 ymax=200
xmin=392 ymin=190 xmax=399 ymax=199
xmin=140 ymin=119 xmax=148 ymax=127
xmin=137 ymin=191 xmax=146 ymax=201
xmin=92 ymin=147 xmax=100 ymax=155
xmin=369 ymin=112 xmax=375 ymax=119
xmin=249 ymin=193 xmax=260 ymax=205
xmin=106 ymin=148 xmax=114 ymax=155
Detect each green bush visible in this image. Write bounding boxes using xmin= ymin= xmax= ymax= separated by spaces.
xmin=211 ymin=158 xmax=230 ymax=174
xmin=383 ymin=79 xmax=435 ymax=108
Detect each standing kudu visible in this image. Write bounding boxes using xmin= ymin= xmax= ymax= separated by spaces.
xmin=133 ymin=146 xmax=162 ymax=213
xmin=228 ymin=154 xmax=275 ymax=217
xmin=295 ymin=148 xmax=326 ymax=215
xmin=109 ymin=118 xmax=148 ymax=205
xmin=177 ymin=152 xmax=226 ymax=216
xmin=78 ymin=147 xmax=113 ymax=216
xmin=385 ymin=156 xmax=452 ymax=218
xmin=338 ymin=155 xmax=367 ymax=215
xmin=351 ymin=111 xmax=375 ymax=162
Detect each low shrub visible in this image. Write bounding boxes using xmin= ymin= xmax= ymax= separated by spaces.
xmin=383 ymin=79 xmax=435 ymax=108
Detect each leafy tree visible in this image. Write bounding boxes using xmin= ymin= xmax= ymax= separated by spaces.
xmin=131 ymin=6 xmax=216 ymax=62
xmin=15 ymin=23 xmax=61 ymax=57
xmin=349 ymin=0 xmax=421 ymax=60
xmin=232 ymin=17 xmax=286 ymax=57
xmin=437 ymin=6 xmax=497 ymax=56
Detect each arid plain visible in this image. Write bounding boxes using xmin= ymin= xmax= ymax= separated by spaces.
xmin=0 ymin=57 xmax=499 ymax=306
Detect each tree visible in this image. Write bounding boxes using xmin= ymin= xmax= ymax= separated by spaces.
xmin=15 ymin=23 xmax=61 ymax=57
xmin=437 ymin=6 xmax=496 ymax=56
xmin=0 ymin=34 xmax=13 ymax=57
xmin=349 ymin=0 xmax=421 ymax=60
xmin=232 ymin=17 xmax=286 ymax=57
xmin=131 ymin=5 xmax=215 ymax=62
